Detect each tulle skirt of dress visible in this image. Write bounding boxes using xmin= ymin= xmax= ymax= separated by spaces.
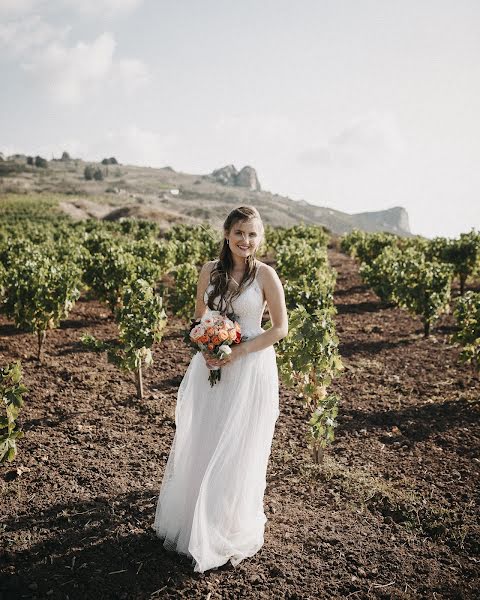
xmin=152 ymin=338 xmax=280 ymax=573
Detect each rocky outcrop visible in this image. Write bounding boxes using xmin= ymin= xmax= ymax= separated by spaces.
xmin=212 ymin=164 xmax=238 ymax=186
xmin=352 ymin=206 xmax=410 ymax=234
xmin=236 ymin=166 xmax=261 ymax=191
xmin=211 ymin=165 xmax=261 ymax=191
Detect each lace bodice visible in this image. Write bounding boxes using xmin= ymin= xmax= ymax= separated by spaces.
xmin=203 ymin=271 xmax=267 ymax=338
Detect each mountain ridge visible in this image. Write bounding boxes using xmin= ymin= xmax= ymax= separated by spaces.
xmin=0 ymin=154 xmax=413 ymax=236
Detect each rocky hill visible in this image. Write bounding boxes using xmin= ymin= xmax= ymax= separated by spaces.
xmin=0 ymin=154 xmax=412 ymax=235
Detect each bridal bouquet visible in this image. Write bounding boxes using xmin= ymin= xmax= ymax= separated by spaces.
xmin=188 ymin=310 xmax=242 ymax=386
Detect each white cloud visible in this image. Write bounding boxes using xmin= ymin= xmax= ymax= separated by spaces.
xmin=298 ymin=111 xmax=407 ymax=168
xmin=0 ymin=15 xmax=69 ymax=56
xmin=23 ymin=32 xmax=117 ymax=104
xmin=0 ymin=14 xmax=150 ymax=105
xmin=62 ymin=0 xmax=143 ymax=17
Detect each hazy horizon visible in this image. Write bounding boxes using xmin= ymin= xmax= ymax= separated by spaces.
xmin=1 ymin=0 xmax=479 ymax=238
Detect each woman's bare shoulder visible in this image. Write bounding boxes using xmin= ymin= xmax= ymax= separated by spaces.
xmin=200 ymin=259 xmax=219 ymax=275
xmin=256 ymin=260 xmax=279 ymax=281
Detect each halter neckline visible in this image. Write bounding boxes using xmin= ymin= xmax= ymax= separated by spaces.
xmin=226 ymin=259 xmax=259 ymax=288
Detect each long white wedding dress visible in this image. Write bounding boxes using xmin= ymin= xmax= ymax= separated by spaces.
xmin=152 ymin=268 xmax=280 ymax=573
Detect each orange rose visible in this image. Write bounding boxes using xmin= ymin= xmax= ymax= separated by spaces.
xmin=207 ymin=343 xmax=214 ymax=351
xmin=212 ymin=336 xmax=220 ymax=345
xmin=218 ymin=330 xmax=229 ymax=341
xmin=206 ymin=327 xmax=215 ymax=336
xmin=199 ymin=335 xmax=209 ymax=344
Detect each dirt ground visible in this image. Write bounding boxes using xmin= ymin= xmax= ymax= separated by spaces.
xmin=1 ymin=248 xmax=479 ymax=599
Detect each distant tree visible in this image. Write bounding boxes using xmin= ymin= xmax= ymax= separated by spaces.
xmin=84 ymin=165 xmax=94 ymax=180
xmin=34 ymin=156 xmax=48 ymax=168
xmin=27 ymin=156 xmax=34 ymax=166
xmin=93 ymin=167 xmax=104 ymax=181
xmin=101 ymin=158 xmax=109 ymax=165
xmin=61 ymin=151 xmax=71 ymax=161
xmin=101 ymin=157 xmax=119 ymax=165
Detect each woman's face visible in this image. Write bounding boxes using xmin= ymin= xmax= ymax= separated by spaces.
xmin=226 ymin=218 xmax=263 ymax=260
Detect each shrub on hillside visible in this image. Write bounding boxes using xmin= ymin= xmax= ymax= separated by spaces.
xmin=34 ymin=156 xmax=48 ymax=168
xmin=84 ymin=165 xmax=104 ymax=181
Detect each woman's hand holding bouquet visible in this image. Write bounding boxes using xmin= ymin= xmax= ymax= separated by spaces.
xmin=187 ymin=311 xmax=242 ymax=386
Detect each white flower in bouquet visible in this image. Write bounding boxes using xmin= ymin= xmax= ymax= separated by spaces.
xmin=218 ymin=345 xmax=232 ymax=357
xmin=191 ymin=324 xmax=206 ymax=338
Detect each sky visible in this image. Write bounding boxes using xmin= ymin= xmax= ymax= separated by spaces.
xmin=0 ymin=0 xmax=479 ymax=238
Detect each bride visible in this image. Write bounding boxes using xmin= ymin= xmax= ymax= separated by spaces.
xmin=152 ymin=205 xmax=288 ymax=573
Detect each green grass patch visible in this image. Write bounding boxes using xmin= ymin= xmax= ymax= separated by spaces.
xmin=0 ymin=193 xmax=68 ymax=223
xmin=301 ymin=456 xmax=478 ymax=552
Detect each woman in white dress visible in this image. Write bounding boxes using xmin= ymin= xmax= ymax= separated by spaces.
xmin=152 ymin=206 xmax=288 ymax=573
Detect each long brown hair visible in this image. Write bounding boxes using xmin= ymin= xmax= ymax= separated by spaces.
xmin=206 ymin=206 xmax=264 ymax=315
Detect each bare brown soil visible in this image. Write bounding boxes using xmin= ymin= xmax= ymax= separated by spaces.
xmin=1 ymin=250 xmax=479 ymax=599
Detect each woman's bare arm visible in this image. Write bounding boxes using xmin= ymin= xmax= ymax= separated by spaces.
xmin=193 ymin=261 xmax=216 ymax=320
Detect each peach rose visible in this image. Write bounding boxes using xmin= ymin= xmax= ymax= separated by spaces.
xmin=218 ymin=330 xmax=229 ymax=341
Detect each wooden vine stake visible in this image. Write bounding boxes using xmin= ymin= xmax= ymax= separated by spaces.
xmin=135 ymin=362 xmax=144 ymax=400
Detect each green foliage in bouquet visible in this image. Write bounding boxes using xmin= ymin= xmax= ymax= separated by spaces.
xmin=452 ymin=291 xmax=480 ymax=374
xmin=1 ymin=361 xmax=28 ymax=463
xmin=81 ymin=279 xmax=167 ymax=399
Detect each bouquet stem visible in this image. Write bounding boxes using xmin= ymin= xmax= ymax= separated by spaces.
xmin=208 ymin=367 xmax=221 ymax=386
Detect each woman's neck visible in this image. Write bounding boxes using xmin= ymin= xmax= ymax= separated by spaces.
xmin=230 ymin=255 xmax=248 ymax=271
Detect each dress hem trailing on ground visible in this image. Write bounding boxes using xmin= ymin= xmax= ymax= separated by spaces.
xmin=152 ymin=275 xmax=279 ymax=573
